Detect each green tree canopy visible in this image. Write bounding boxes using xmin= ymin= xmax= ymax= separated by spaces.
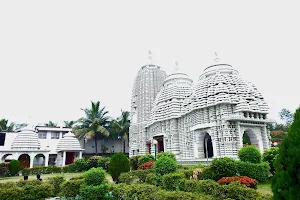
xmin=74 ymin=101 xmax=110 ymax=154
xmin=45 ymin=121 xmax=57 ymax=127
xmin=0 ymin=119 xmax=26 ymax=132
xmin=272 ymin=108 xmax=300 ymax=199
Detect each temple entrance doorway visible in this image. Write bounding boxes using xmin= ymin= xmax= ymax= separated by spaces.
xmin=243 ymin=129 xmax=260 ymax=150
xmin=65 ymin=152 xmax=74 ymax=165
xmin=154 ymin=136 xmax=164 ymax=153
xmin=203 ymin=133 xmax=213 ymax=158
xmin=18 ymin=154 xmax=30 ymax=168
xmin=33 ymin=154 xmax=45 ymax=167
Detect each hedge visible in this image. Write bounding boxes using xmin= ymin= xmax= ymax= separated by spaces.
xmin=138 ymin=154 xmax=155 ymax=166
xmin=22 ymin=166 xmax=62 ymax=175
xmin=84 ymin=167 xmax=106 ymax=186
xmin=59 ymin=179 xmax=84 ymax=198
xmin=119 ymin=170 xmax=151 ymax=184
xmin=110 ymin=183 xmax=212 ymax=200
xmin=237 ymin=161 xmax=270 ymax=182
xmin=80 ymin=184 xmax=110 ymax=200
xmin=162 ymin=172 xmax=185 ymax=191
xmin=179 ymin=179 xmax=272 ymax=200
xmin=210 ymin=157 xmax=238 ymax=181
xmin=0 ymin=162 xmax=10 ymax=177
xmin=47 ymin=176 xmax=65 ymax=196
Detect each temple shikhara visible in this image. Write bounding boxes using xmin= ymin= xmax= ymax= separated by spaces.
xmin=129 ymin=55 xmax=271 ymax=164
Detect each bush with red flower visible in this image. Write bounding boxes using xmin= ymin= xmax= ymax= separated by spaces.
xmin=217 ymin=176 xmax=258 ymax=189
xmin=138 ymin=161 xmax=154 ymax=170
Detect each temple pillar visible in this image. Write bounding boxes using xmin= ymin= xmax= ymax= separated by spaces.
xmin=30 ymin=154 xmax=34 ymax=168
xmin=62 ymin=151 xmax=66 ymax=166
xmin=79 ymin=151 xmax=82 ymax=159
xmin=44 ymin=154 xmax=49 ymax=167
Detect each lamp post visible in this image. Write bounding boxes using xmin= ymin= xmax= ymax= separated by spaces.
xmin=153 ymin=139 xmax=158 ymax=160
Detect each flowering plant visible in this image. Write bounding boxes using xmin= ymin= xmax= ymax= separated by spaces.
xmin=138 ymin=161 xmax=154 ymax=170
xmin=217 ymin=176 xmax=258 ymax=188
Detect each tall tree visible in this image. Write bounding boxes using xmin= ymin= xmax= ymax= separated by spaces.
xmin=272 ymin=108 xmax=300 ymax=199
xmin=279 ymin=108 xmax=294 ymax=127
xmin=109 ymin=110 xmax=130 ymax=153
xmin=74 ymin=101 xmax=110 ymax=155
xmin=0 ymin=119 xmax=15 ymax=132
xmin=64 ymin=120 xmax=76 ymax=128
xmin=45 ymin=121 xmax=57 ymax=127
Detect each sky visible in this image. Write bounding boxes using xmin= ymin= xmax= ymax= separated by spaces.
xmin=0 ymin=1 xmax=299 ymax=125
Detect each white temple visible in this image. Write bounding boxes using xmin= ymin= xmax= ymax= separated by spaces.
xmin=129 ymin=56 xmax=271 ymax=164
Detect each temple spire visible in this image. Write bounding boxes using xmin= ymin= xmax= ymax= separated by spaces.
xmin=214 ymin=52 xmax=220 ymax=63
xmin=148 ymin=50 xmax=152 ymax=64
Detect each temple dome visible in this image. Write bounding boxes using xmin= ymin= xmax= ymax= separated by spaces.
xmin=147 ymin=66 xmax=193 ymax=125
xmin=11 ymin=127 xmax=41 ymax=150
xmin=56 ymin=132 xmax=84 ymax=152
xmin=183 ymin=63 xmax=269 ymax=114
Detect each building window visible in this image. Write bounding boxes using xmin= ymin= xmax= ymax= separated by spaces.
xmin=38 ymin=132 xmax=47 ymax=139
xmin=51 ymin=132 xmax=60 ymax=139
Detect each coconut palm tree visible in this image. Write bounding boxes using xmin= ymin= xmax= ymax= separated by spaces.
xmin=0 ymin=119 xmax=15 ymax=132
xmin=74 ymin=101 xmax=110 ymax=155
xmin=109 ymin=110 xmax=130 ymax=153
xmin=64 ymin=120 xmax=76 ymax=128
xmin=45 ymin=121 xmax=57 ymax=127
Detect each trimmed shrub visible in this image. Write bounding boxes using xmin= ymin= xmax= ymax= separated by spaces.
xmin=119 ymin=170 xmax=151 ymax=184
xmin=162 ymin=172 xmax=185 ymax=191
xmin=0 ymin=186 xmax=21 ymax=200
xmin=0 ymin=162 xmax=9 ymax=177
xmin=59 ymin=179 xmax=84 ymax=198
xmin=138 ymin=154 xmax=155 ymax=166
xmin=262 ymin=147 xmax=279 ymax=175
xmin=237 ymin=161 xmax=270 ymax=182
xmin=47 ymin=176 xmax=65 ymax=196
xmin=73 ymin=158 xmax=90 ymax=172
xmin=62 ymin=165 xmax=69 ymax=173
xmin=84 ymin=167 xmax=106 ymax=186
xmin=108 ymin=152 xmax=130 ymax=182
xmin=69 ymin=175 xmax=84 ymax=180
xmin=130 ymin=155 xmax=141 ymax=170
xmin=22 ymin=183 xmax=54 ymax=200
xmin=180 ymin=169 xmax=193 ymax=180
xmin=98 ymin=157 xmax=110 ymax=171
xmin=138 ymin=160 xmax=154 ymax=170
xmin=155 ymin=156 xmax=177 ymax=176
xmin=217 ymin=176 xmax=258 ymax=188
xmin=238 ymin=145 xmax=261 ymax=163
xmin=80 ymin=184 xmax=109 ymax=200
xmin=110 ymin=183 xmax=212 ymax=200
xmin=210 ymin=157 xmax=238 ymax=180
xmin=145 ymin=173 xmax=157 ymax=185
xmin=156 ymin=152 xmax=176 ymax=160
xmin=0 ymin=181 xmax=15 ymax=189
xmin=16 ymin=179 xmax=41 ymax=187
xmin=67 ymin=163 xmax=77 ymax=172
xmin=88 ymin=156 xmax=102 ymax=169
xmin=9 ymin=160 xmax=21 ymax=176
xmin=22 ymin=166 xmax=62 ymax=175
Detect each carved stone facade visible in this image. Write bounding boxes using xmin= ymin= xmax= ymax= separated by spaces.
xmin=129 ymin=62 xmax=271 ymax=161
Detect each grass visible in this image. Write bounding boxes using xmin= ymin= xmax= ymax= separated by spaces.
xmin=257 ymin=180 xmax=272 ymax=196
xmin=0 ymin=172 xmax=84 ymax=183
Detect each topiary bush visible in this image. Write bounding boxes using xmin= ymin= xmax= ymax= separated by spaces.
xmin=262 ymin=147 xmax=279 ymax=175
xmin=156 ymin=152 xmax=176 ymax=161
xmin=73 ymin=158 xmax=90 ymax=172
xmin=119 ymin=170 xmax=151 ymax=184
xmin=84 ymin=167 xmax=106 ymax=186
xmin=80 ymin=184 xmax=109 ymax=200
xmin=88 ymin=156 xmax=102 ymax=169
xmin=162 ymin=172 xmax=185 ymax=191
xmin=154 ymin=156 xmax=177 ymax=176
xmin=21 ymin=183 xmax=54 ymax=200
xmin=9 ymin=160 xmax=21 ymax=176
xmin=138 ymin=154 xmax=155 ymax=166
xmin=145 ymin=173 xmax=157 ymax=186
xmin=238 ymin=145 xmax=261 ymax=163
xmin=98 ymin=157 xmax=110 ymax=171
xmin=108 ymin=152 xmax=130 ymax=182
xmin=210 ymin=157 xmax=238 ymax=181
xmin=59 ymin=179 xmax=84 ymax=198
xmin=47 ymin=176 xmax=65 ymax=196
xmin=237 ymin=161 xmax=270 ymax=182
xmin=130 ymin=155 xmax=141 ymax=170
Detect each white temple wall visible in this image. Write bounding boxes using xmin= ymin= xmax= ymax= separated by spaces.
xmin=82 ymin=139 xmax=127 ymax=154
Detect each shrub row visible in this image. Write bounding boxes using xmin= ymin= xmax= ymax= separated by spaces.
xmin=110 ymin=183 xmax=213 ymax=200
xmin=119 ymin=170 xmax=151 ymax=184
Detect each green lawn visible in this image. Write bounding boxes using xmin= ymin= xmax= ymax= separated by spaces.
xmin=0 ymin=172 xmax=84 ymax=183
xmin=257 ymin=180 xmax=272 ymax=196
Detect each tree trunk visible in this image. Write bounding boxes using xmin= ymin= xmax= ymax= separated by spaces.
xmin=94 ymin=137 xmax=98 ymax=155
xmin=123 ymin=139 xmax=126 ymax=153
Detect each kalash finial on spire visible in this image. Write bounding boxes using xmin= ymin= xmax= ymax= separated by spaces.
xmin=214 ymin=52 xmax=220 ymax=63
xmin=175 ymin=61 xmax=180 ymax=71
xmin=148 ymin=50 xmax=152 ymax=64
